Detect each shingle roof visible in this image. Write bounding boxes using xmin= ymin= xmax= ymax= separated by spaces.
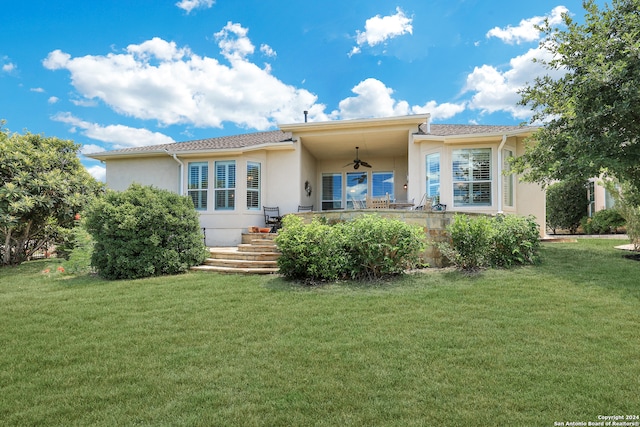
xmin=87 ymin=130 xmax=293 ymax=158
xmin=419 ymin=123 xmax=534 ymax=136
xmin=88 ymin=122 xmax=536 ymax=160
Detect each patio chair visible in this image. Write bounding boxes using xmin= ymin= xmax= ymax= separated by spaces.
xmin=366 ymin=193 xmax=390 ymax=209
xmin=297 ymin=205 xmax=313 ymax=212
xmin=263 ymin=206 xmax=282 ymax=232
xmin=350 ymin=196 xmax=365 ymax=209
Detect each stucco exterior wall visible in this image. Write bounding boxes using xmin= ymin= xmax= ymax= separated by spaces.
xmin=106 ymin=157 xmax=179 ymax=192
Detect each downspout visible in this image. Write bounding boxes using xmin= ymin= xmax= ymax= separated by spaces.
xmin=497 ymin=135 xmax=507 ymax=213
xmin=165 ymin=149 xmax=184 ymax=195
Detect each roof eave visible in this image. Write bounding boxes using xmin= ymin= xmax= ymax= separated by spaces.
xmin=279 ymin=114 xmax=430 ymax=133
xmin=85 ymin=141 xmax=295 ymax=161
xmin=413 ymin=127 xmax=538 ymax=144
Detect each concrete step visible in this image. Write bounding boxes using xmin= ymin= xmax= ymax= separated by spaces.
xmin=203 ymin=258 xmax=278 ymax=269
xmin=193 ymin=232 xmax=282 ymax=274
xmin=237 ymin=244 xmax=280 ymax=253
xmin=241 ymin=232 xmax=278 ymax=244
xmin=209 ymin=248 xmax=280 ymax=261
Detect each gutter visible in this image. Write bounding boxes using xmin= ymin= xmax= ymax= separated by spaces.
xmin=497 ymin=134 xmax=507 ymax=213
xmin=165 ymin=149 xmax=184 ymax=196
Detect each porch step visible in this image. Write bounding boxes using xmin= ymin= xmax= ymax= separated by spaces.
xmin=192 ymin=232 xmax=281 ymax=275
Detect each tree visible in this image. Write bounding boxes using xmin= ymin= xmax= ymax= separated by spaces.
xmin=84 ymin=184 xmax=208 ymax=280
xmin=0 ymin=123 xmax=103 ymax=266
xmin=514 ymin=0 xmax=640 ymax=197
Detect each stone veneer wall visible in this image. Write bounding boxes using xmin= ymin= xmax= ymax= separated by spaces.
xmin=292 ymin=210 xmax=482 ymax=267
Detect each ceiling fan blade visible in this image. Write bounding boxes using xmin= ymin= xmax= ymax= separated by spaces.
xmin=360 ymin=161 xmax=372 ymax=168
xmin=353 ymin=163 xmax=360 ymax=170
xmin=343 ymin=161 xmax=355 ymax=167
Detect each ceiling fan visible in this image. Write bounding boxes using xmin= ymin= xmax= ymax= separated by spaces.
xmin=344 ymin=146 xmax=372 ymax=170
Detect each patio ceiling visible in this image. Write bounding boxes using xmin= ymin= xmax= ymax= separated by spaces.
xmin=280 ymin=114 xmax=429 ymax=161
xmin=299 ymin=128 xmax=411 ymax=161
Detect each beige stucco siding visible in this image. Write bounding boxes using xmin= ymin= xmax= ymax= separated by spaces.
xmin=106 ymin=157 xmax=179 ymax=192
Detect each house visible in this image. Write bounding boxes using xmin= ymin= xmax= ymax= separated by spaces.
xmin=87 ymin=114 xmax=545 ymax=246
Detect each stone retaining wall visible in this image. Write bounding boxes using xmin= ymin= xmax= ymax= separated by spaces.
xmin=293 ymin=209 xmax=481 ymax=267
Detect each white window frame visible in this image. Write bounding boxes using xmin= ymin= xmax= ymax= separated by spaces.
xmin=321 ymin=173 xmax=343 ymax=210
xmin=188 ymin=162 xmax=208 ymax=211
xmin=246 ymin=161 xmax=261 ymax=211
xmin=215 ymin=160 xmax=236 ymax=210
xmin=452 ymin=148 xmax=492 ymax=207
xmin=372 ymin=171 xmax=394 ymax=200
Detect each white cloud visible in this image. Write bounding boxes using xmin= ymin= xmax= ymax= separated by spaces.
xmin=331 ymin=78 xmax=466 ymax=121
xmin=260 ymin=44 xmax=276 ymax=58
xmin=175 ymin=0 xmax=214 ymax=14
xmin=80 ymin=144 xmax=106 ymax=155
xmin=350 ymin=7 xmax=413 ymax=56
xmin=486 ymin=6 xmax=568 ymax=45
xmin=2 ymin=62 xmax=16 ymax=73
xmin=215 ymin=22 xmax=255 ymax=61
xmin=52 ymin=112 xmax=175 ymax=149
xmin=30 ymin=87 xmax=45 ymax=93
xmin=462 ymin=45 xmax=562 ymax=119
xmin=43 ymin=23 xmax=324 ymax=130
xmin=70 ymin=98 xmax=98 ymax=107
xmin=48 ymin=96 xmax=59 ymax=104
xmin=333 ymin=78 xmax=409 ymax=119
xmin=411 ymin=100 xmax=467 ymax=121
xmin=86 ymin=165 xmax=106 ymax=182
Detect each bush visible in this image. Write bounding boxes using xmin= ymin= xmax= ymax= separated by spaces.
xmin=580 ymin=209 xmax=626 ymax=234
xmin=275 ymin=215 xmax=349 ymax=282
xmin=546 ymin=180 xmax=588 ymax=234
xmin=62 ymin=224 xmax=95 ymax=275
xmin=439 ymin=214 xmax=493 ymax=271
xmin=604 ymin=180 xmax=640 ymax=250
xmin=276 ymin=214 xmax=426 ymax=283
xmin=440 ymin=214 xmax=540 ymax=271
xmin=85 ymin=184 xmax=208 ymax=280
xmin=489 ymin=214 xmax=541 ymax=267
xmin=340 ymin=215 xmax=427 ymax=280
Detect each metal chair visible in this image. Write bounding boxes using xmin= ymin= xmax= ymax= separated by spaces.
xmin=263 ymin=206 xmax=282 ymax=232
xmin=297 ymin=205 xmax=313 ymax=212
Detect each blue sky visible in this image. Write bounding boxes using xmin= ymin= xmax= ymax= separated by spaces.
xmin=1 ymin=0 xmax=599 ymax=180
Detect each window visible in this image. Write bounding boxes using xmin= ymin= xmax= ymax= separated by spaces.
xmin=321 ymin=173 xmax=342 ymax=210
xmin=188 ymin=162 xmax=208 ymax=210
xmin=453 ymin=148 xmax=492 ymax=207
xmin=502 ymin=149 xmax=514 ymax=207
xmin=346 ymin=172 xmax=367 ymax=208
xmin=215 ymin=161 xmax=236 ymax=210
xmin=426 ymin=153 xmax=440 ymax=200
xmin=246 ymin=162 xmax=260 ymax=210
xmin=372 ymin=172 xmax=394 ymax=199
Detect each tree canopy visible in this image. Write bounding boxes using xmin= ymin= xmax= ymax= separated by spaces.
xmin=0 ymin=123 xmax=103 ymax=265
xmin=514 ymin=0 xmax=640 ymax=195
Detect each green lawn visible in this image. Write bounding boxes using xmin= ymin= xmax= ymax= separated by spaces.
xmin=1 ymin=239 xmax=639 ymax=426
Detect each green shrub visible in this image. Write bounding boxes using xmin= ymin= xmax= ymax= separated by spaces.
xmin=439 ymin=214 xmax=493 ymax=271
xmin=85 ymin=184 xmax=208 ymax=280
xmin=276 ymin=214 xmax=426 ymax=283
xmin=340 ymin=215 xmax=427 ymax=280
xmin=603 ymin=180 xmax=640 ymax=250
xmin=441 ymin=214 xmax=541 ymax=271
xmin=489 ymin=214 xmax=541 ymax=268
xmin=546 ymin=180 xmax=588 ymax=234
xmin=62 ymin=224 xmax=95 ymax=275
xmin=580 ymin=209 xmax=626 ymax=234
xmin=275 ymin=215 xmax=349 ymax=282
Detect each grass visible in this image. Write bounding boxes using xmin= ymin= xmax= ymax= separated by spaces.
xmin=1 ymin=239 xmax=639 ymax=426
